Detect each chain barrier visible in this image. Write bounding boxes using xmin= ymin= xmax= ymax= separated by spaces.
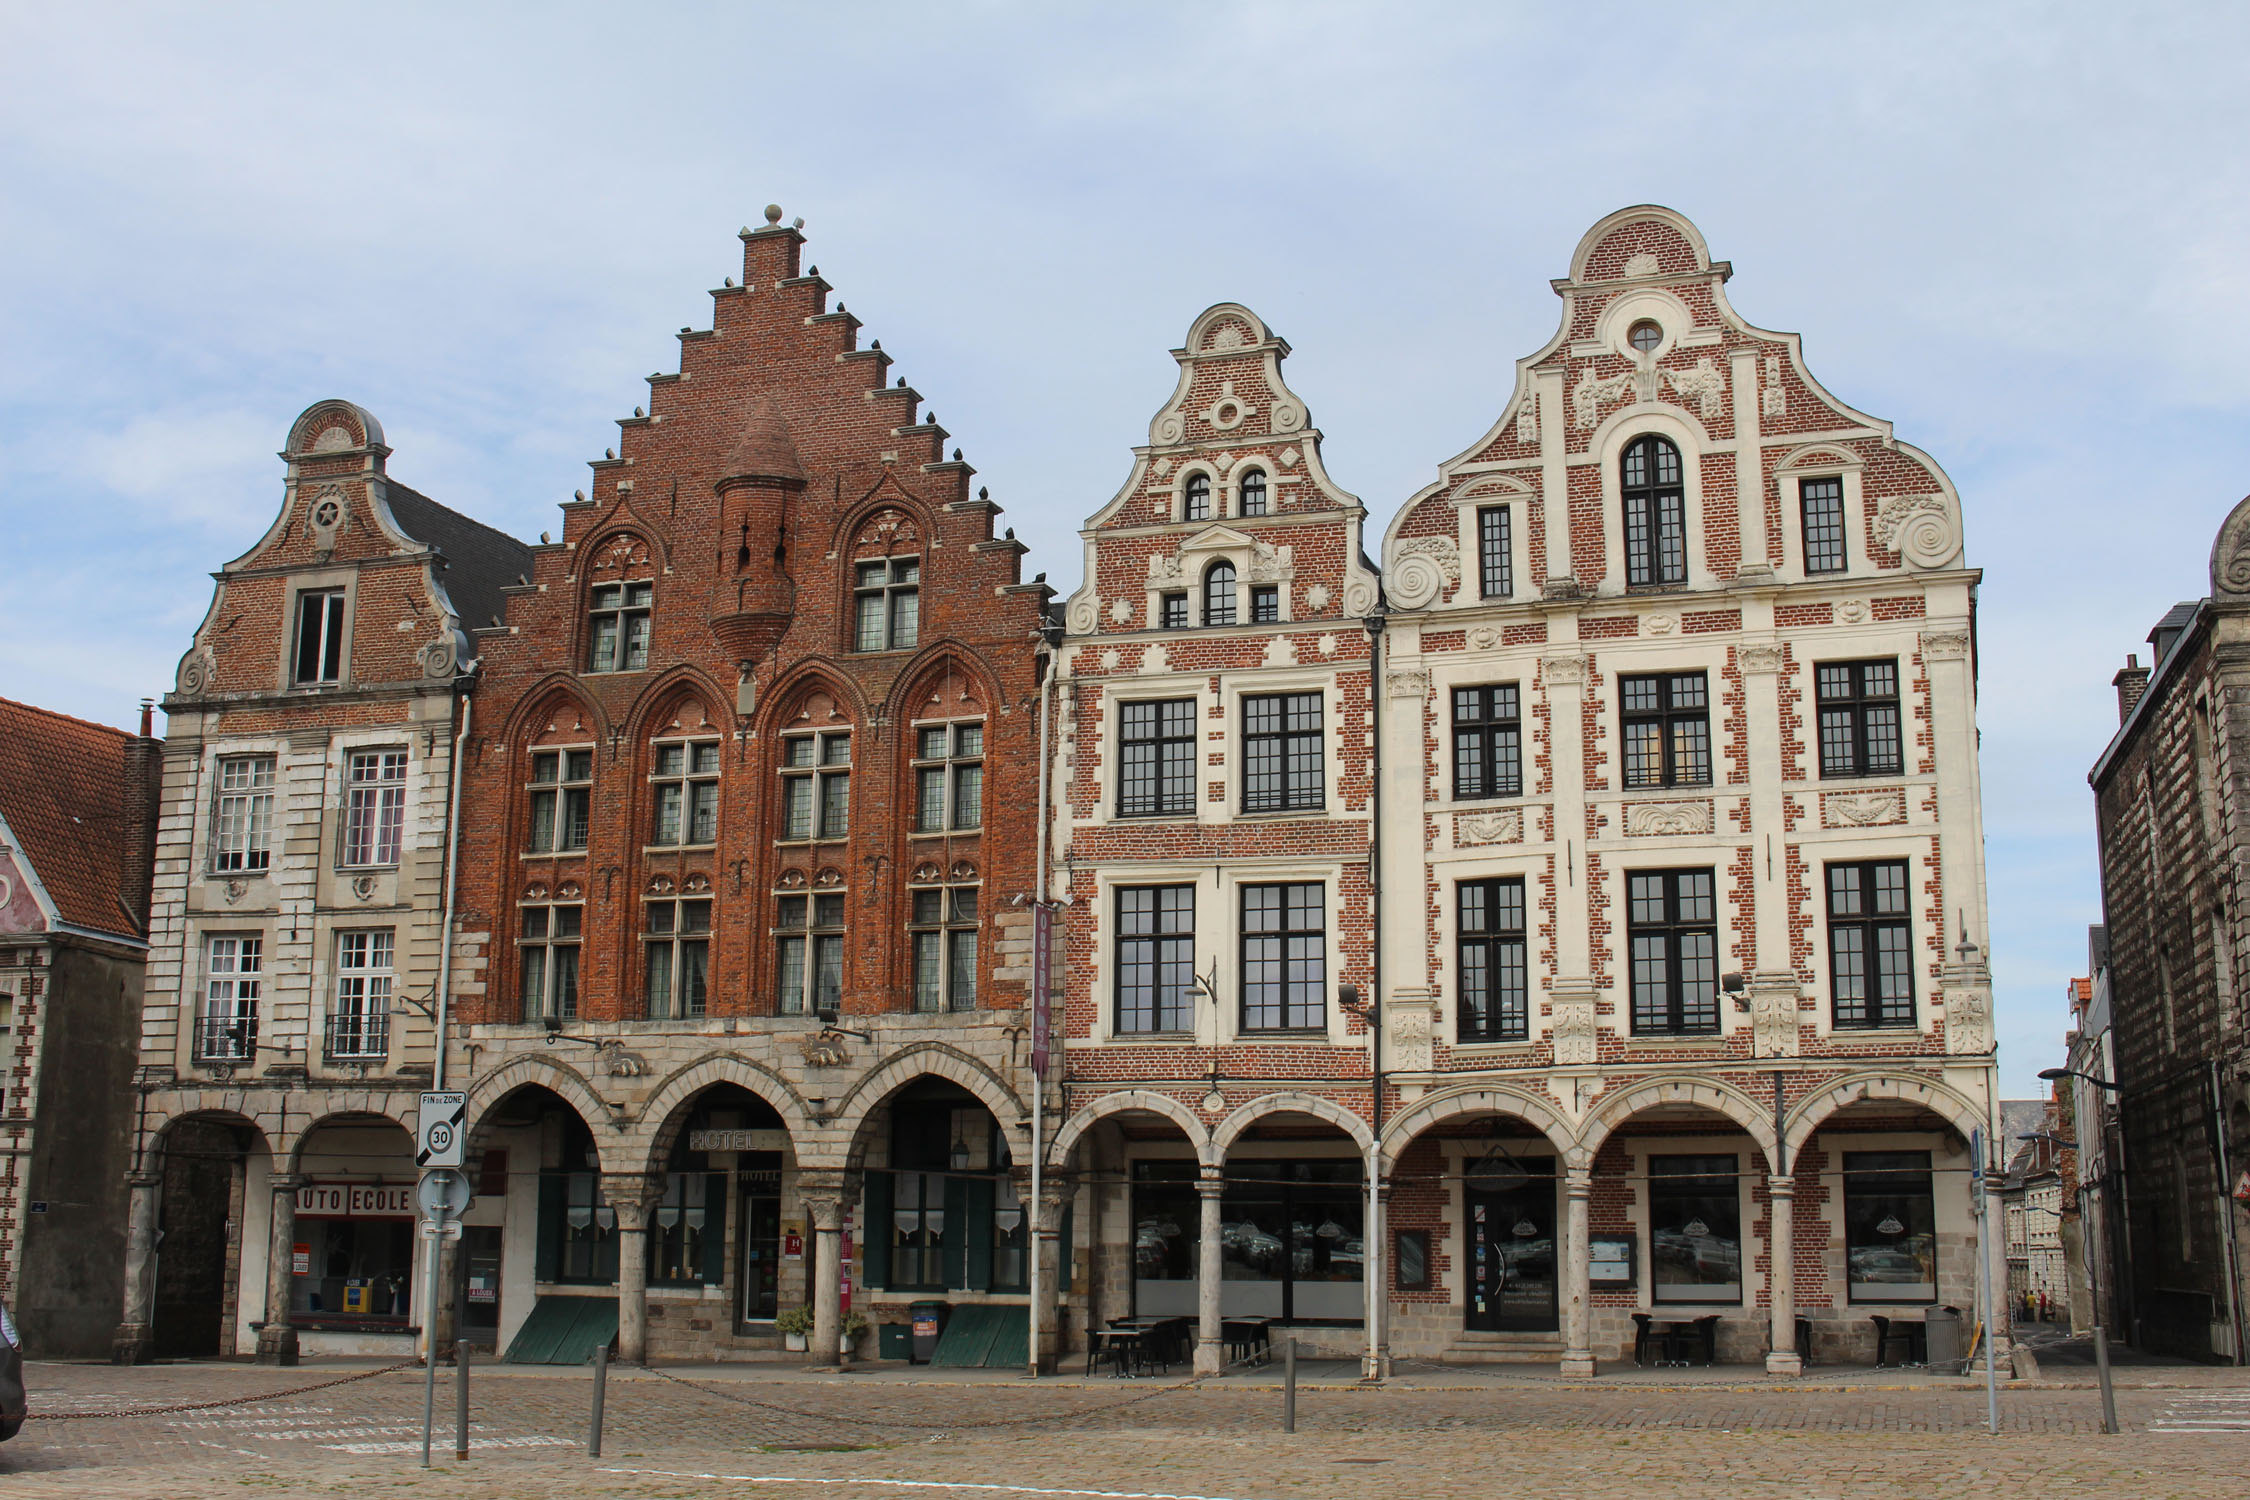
xmin=29 ymin=1358 xmax=424 ymax=1421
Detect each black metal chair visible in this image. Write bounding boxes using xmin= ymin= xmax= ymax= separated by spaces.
xmin=1687 ymin=1315 xmax=1720 ymax=1366
xmin=1870 ymin=1315 xmax=1916 ymax=1367
xmin=1632 ymin=1312 xmax=1677 ymax=1367
xmin=1794 ymin=1315 xmax=1814 ymax=1367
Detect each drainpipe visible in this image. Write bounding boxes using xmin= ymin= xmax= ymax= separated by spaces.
xmin=1362 ymin=610 xmax=1387 ymax=1378
xmin=1028 ymin=629 xmax=1057 ymax=1376
xmin=433 ymin=691 xmax=472 ymax=1090
xmin=2212 ymin=1062 xmax=2247 ymax=1364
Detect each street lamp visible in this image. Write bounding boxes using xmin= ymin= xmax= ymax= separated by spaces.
xmin=2038 ymin=1066 xmax=2120 ymax=1094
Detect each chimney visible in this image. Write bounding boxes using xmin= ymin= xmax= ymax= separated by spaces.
xmin=121 ymin=698 xmax=161 ymax=935
xmin=2113 ymin=654 xmax=2149 ymax=723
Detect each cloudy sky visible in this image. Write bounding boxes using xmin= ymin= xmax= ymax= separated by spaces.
xmin=5 ymin=3 xmax=2246 ymax=1093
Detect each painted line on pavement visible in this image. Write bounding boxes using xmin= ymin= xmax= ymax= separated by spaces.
xmin=599 ymin=1468 xmax=1274 ymax=1500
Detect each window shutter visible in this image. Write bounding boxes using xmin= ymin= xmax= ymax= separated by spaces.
xmin=862 ymin=1172 xmax=893 ymax=1291
xmin=962 ymin=1176 xmax=996 ymax=1292
xmin=940 ymin=1175 xmax=969 ymax=1290
xmin=701 ymin=1173 xmax=728 ymax=1286
xmin=535 ymin=1173 xmax=563 ymax=1282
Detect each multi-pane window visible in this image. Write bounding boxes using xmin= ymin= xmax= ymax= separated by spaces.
xmin=910 ymin=886 xmax=979 ymax=1013
xmin=1457 ymin=878 xmax=1528 ymax=1042
xmin=913 ymin=723 xmax=984 ymax=833
xmin=853 ymin=558 xmax=920 ymax=651
xmin=1203 ymin=561 xmax=1237 ymax=626
xmin=1627 ymin=869 xmax=1718 ymax=1036
xmin=527 ymin=750 xmax=594 ymax=853
xmin=343 ymin=750 xmax=407 ymax=867
xmin=1452 ymin=685 xmax=1521 ymax=800
xmin=1238 ymin=468 xmax=1268 ymax=516
xmin=212 ymin=756 xmax=276 ymax=872
xmin=519 ymin=904 xmax=582 ymax=1020
xmin=1478 ymin=505 xmax=1513 ymax=599
xmin=1117 ymin=699 xmax=1196 ymax=818
xmin=1160 ymin=593 xmax=1188 ymax=629
xmin=1843 ymin=1152 xmax=1937 ymax=1303
xmin=649 ymin=1173 xmax=720 ymax=1285
xmin=1250 ymin=585 xmax=1280 ymax=623
xmin=1116 ymin=885 xmax=1194 ymax=1034
xmin=644 ymin=897 xmax=711 ymax=1018
xmin=1816 ymin=661 xmax=1903 ymax=779
xmin=650 ymin=740 xmax=720 ymax=846
xmin=1649 ymin=1155 xmax=1742 ymax=1303
xmin=1621 ymin=672 xmax=1711 ymax=788
xmin=197 ymin=935 xmax=261 ymax=1061
xmin=1622 ymin=434 xmax=1687 ymax=587
xmin=294 ymin=589 xmax=346 ymax=684
xmin=1828 ymin=861 xmax=1914 ymax=1029
xmin=586 ymin=581 xmax=652 ymax=672
xmin=1242 ymin=692 xmax=1324 ymax=813
xmin=780 ymin=733 xmax=851 ymax=841
xmin=1801 ymin=477 xmax=1847 ymax=574
xmin=1242 ymin=882 xmax=1325 ymax=1030
xmin=329 ymin=929 xmax=392 ymax=1059
xmin=1184 ymin=473 xmax=1211 ymax=521
xmin=774 ymin=893 xmax=845 ymax=1015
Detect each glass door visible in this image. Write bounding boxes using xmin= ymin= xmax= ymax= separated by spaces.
xmin=739 ymin=1192 xmax=781 ymax=1329
xmin=461 ymin=1226 xmax=503 ymax=1339
xmin=1465 ymin=1167 xmax=1558 ymax=1332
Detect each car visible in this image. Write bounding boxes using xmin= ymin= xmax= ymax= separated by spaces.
xmin=0 ymin=1299 xmax=24 ymax=1440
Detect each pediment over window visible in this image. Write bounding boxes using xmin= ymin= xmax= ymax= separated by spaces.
xmin=1147 ymin=526 xmax=1294 ymax=588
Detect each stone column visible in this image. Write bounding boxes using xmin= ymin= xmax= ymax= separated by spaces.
xmin=1983 ymin=1168 xmax=2014 ymax=1375
xmin=805 ymin=1182 xmax=845 ymax=1367
xmin=1559 ymin=1164 xmax=1595 ymax=1376
xmin=255 ymin=1174 xmax=303 ymax=1366
xmin=606 ymin=1175 xmax=658 ymax=1365
xmin=1031 ymin=1181 xmax=1069 ymax=1373
xmin=1195 ymin=1167 xmax=1225 ymax=1375
xmin=111 ymin=1170 xmax=163 ymax=1365
xmin=1765 ymin=1177 xmax=1801 ymax=1375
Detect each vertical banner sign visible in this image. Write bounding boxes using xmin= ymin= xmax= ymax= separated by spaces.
xmin=1030 ymin=901 xmax=1054 ymax=1080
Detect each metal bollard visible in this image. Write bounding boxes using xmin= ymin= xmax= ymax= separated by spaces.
xmin=2093 ymin=1326 xmax=2118 ymax=1435
xmin=1282 ymin=1337 xmax=1297 ymax=1434
xmin=588 ymin=1343 xmax=609 ymax=1458
xmin=454 ymin=1339 xmax=471 ymax=1461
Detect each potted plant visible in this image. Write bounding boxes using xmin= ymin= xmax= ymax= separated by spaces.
xmin=775 ymin=1305 xmax=814 ymax=1353
xmin=839 ymin=1310 xmax=871 ymax=1366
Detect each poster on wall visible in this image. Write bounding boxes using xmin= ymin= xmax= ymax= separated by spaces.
xmin=783 ymin=1223 xmax=804 ymax=1262
xmin=291 ymin=1244 xmax=311 ymax=1276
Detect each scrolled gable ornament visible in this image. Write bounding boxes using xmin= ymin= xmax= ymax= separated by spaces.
xmin=1872 ymin=494 xmax=1963 ymax=570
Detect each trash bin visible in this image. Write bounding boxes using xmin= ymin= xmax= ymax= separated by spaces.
xmin=909 ymin=1300 xmax=949 ymax=1365
xmin=879 ymin=1323 xmax=911 ymax=1361
xmin=1924 ymin=1305 xmax=1962 ymax=1367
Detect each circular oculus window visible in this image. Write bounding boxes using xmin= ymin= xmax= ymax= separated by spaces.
xmin=1627 ymin=319 xmax=1664 ymax=354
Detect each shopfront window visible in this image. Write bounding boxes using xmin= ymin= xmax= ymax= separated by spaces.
xmin=289 ymin=1182 xmax=416 ymax=1323
xmin=538 ymin=1171 xmax=618 ymax=1284
xmin=1648 ymin=1154 xmax=1742 ymax=1304
xmin=1130 ymin=1161 xmax=1365 ymax=1323
xmin=1844 ymin=1151 xmax=1938 ymax=1303
xmin=650 ymin=1172 xmax=725 ymax=1285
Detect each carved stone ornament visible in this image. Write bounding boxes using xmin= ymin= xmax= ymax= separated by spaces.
xmin=1146 ymin=551 xmax=1185 ymax=589
xmin=604 ymin=1046 xmax=650 ymax=1079
xmin=1469 ymin=626 xmax=1501 ymax=650
xmin=1108 ymin=598 xmax=1134 ymax=625
xmin=1342 ymin=577 xmax=1381 ymax=617
xmin=1624 ymin=800 xmax=1713 ymax=836
xmin=1202 ymin=380 xmax=1254 ymax=432
xmin=1388 ymin=997 xmax=1433 ymax=1072
xmin=2209 ymin=493 xmax=2250 ymax=597
xmin=1067 ymin=595 xmax=1099 ymax=636
xmin=1662 ymin=358 xmax=1727 ymax=420
xmin=1244 ymin=538 xmax=1295 ymax=584
xmin=1873 ymin=494 xmax=1963 ymax=569
xmin=1836 ymin=598 xmax=1870 ymax=626
xmin=1550 ymin=992 xmax=1598 ymax=1066
xmin=418 ymin=629 xmax=467 ymax=680
xmin=1750 ymin=983 xmax=1801 ymax=1057
xmin=1269 ymin=397 xmax=1307 ymax=433
xmin=1645 ymin=612 xmax=1678 ymax=636
xmin=1456 ymin=808 xmax=1523 ymax=846
xmin=1305 ymin=583 xmax=1330 ymax=611
xmin=1209 ymin=320 xmax=1248 ymax=351
xmin=223 ymin=877 xmax=248 ymax=905
xmin=1945 ymin=985 xmax=1992 ymax=1053
xmin=1621 ymin=252 xmax=1661 ymax=279
xmin=1541 ymin=655 xmax=1587 ymax=687
xmin=1152 ymin=413 xmax=1185 ymax=446
xmin=176 ymin=646 xmax=216 ymax=697
xmin=351 ymin=875 xmax=377 ymax=902
xmin=1760 ymin=355 xmax=1785 ymax=418
xmin=1212 ymin=451 xmax=1236 ymax=476
xmin=1150 ymin=457 xmax=1173 ymax=480
xmin=1278 ymin=446 xmax=1301 ymax=468
xmin=1387 ymin=537 xmax=1461 ymax=610
xmin=648 ymin=874 xmax=676 ymax=895
xmin=855 ymin=508 xmax=921 ymax=554
xmin=1572 ymin=367 xmax=1637 ymax=430
xmin=1738 ymin=644 xmax=1784 ymax=674
xmin=801 ymin=1032 xmax=852 ymax=1068
xmin=1920 ymin=631 xmax=1970 ymax=662
xmin=1824 ymin=789 xmax=1906 ymax=828
xmin=1099 ymin=648 xmax=1121 ymax=672
xmin=1387 ymin=666 xmax=1431 ymax=700
xmin=1516 ymin=391 xmax=1539 ymax=444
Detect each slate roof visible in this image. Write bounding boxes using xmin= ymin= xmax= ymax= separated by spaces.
xmin=385 ymin=482 xmax=535 ymax=634
xmin=0 ymin=696 xmax=147 ymax=938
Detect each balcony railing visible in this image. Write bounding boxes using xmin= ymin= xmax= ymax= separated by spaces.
xmin=324 ymin=1010 xmax=391 ymax=1062
xmin=192 ymin=1011 xmax=258 ymax=1063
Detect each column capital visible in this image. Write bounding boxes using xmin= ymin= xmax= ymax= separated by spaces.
xmin=126 ymin=1169 xmax=163 ymax=1190
xmin=1196 ymin=1168 xmax=1226 ymax=1199
xmin=1766 ymin=1175 xmax=1796 ymax=1200
xmin=1564 ymin=1164 xmax=1593 ymax=1195
xmin=600 ymin=1172 xmax=664 ymax=1229
xmin=269 ymin=1172 xmax=306 ymax=1194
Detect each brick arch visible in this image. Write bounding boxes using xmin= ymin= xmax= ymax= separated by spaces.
xmin=281 ymin=1102 xmax=419 ymax=1173
xmin=463 ymin=1054 xmax=624 ymax=1170
xmin=146 ymin=1102 xmax=278 ymax=1163
xmin=830 ymin=1043 xmax=1025 ymax=1171
xmin=621 ymin=666 xmax=734 ymax=744
xmin=284 ymin=397 xmax=384 ymax=457
xmin=886 ymin=648 xmax=1001 ymax=727
xmin=1782 ymin=1071 xmax=1986 ymax=1159
xmin=498 ymin=673 xmax=611 ymax=746
xmin=1774 ymin=442 xmax=1864 ymax=474
xmin=1377 ymin=1084 xmax=1576 ymax=1176
xmin=1573 ymin=1074 xmax=1778 ymax=1172
xmin=1050 ymin=1090 xmax=1216 ymax=1170
xmin=758 ymin=660 xmax=874 ymax=739
xmin=827 ymin=485 xmax=935 ymax=565
xmin=1211 ymin=1092 xmax=1374 ymax=1158
xmin=628 ymin=1053 xmax=819 ymax=1177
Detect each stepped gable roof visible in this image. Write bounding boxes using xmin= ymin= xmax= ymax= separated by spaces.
xmin=0 ymin=696 xmax=140 ymax=936
xmin=384 ymin=482 xmax=535 ymax=632
xmin=718 ymin=397 xmax=807 ymax=486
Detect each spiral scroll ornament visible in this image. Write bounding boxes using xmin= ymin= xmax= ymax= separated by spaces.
xmin=176 ymin=647 xmax=215 ymax=697
xmin=1386 ymin=538 xmax=1460 ymax=610
xmin=1873 ymin=494 xmax=1962 ymax=569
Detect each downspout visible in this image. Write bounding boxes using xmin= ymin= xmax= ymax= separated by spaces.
xmin=1028 ymin=627 xmax=1058 ymax=1376
xmin=433 ymin=689 xmax=472 ymax=1091
xmin=1362 ymin=610 xmax=1386 ymax=1378
xmin=2211 ymin=1061 xmax=2247 ymax=1364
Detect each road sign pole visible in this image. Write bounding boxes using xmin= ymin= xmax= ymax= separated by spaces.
xmin=413 ymin=1165 xmax=471 ymax=1469
xmin=420 ymin=1197 xmax=447 ymax=1467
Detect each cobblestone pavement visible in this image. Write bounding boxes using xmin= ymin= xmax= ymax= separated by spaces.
xmin=3 ymin=1359 xmax=2245 ymax=1500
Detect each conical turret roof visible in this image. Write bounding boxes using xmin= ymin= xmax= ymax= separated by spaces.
xmin=718 ymin=396 xmax=806 ymax=486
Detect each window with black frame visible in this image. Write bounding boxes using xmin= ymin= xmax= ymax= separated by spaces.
xmin=1160 ymin=593 xmax=1188 ymax=629
xmin=586 ymin=581 xmax=652 ymax=672
xmin=1250 ymin=584 xmax=1280 ymax=623
xmin=643 ymin=897 xmax=711 ymax=1018
xmin=1816 ymin=661 xmax=1902 ymax=778
xmin=1457 ymin=878 xmax=1528 ymax=1041
xmin=1478 ymin=505 xmax=1513 ymax=599
xmin=852 ymin=558 xmax=919 ymax=651
xmin=1622 ymin=435 xmax=1687 ymax=587
xmin=1843 ymin=1151 xmax=1937 ymax=1303
xmin=648 ymin=1171 xmax=725 ymax=1285
xmin=526 ymin=749 xmax=593 ymax=853
xmin=1238 ymin=468 xmax=1268 ymax=517
xmin=1203 ymin=560 xmax=1237 ymax=626
xmin=1242 ymin=692 xmax=1323 ymax=813
xmin=1116 ymin=885 xmax=1195 ymax=1033
xmin=910 ymin=885 xmax=978 ymax=1013
xmin=1828 ymin=860 xmax=1914 ymax=1029
xmin=774 ymin=892 xmax=845 ymax=1016
xmin=1242 ymin=882 xmax=1325 ymax=1030
xmin=1621 ymin=672 xmax=1711 ymax=788
xmin=1628 ymin=869 xmax=1718 ymax=1035
xmin=1452 ymin=685 xmax=1521 ymax=799
xmin=1183 ymin=472 xmax=1211 ymax=522
xmin=1117 ymin=699 xmax=1197 ymax=817
xmin=1801 ymin=476 xmax=1847 ymax=574
xmin=1648 ymin=1155 xmax=1741 ymax=1303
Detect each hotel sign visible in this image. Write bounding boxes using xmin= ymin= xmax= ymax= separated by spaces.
xmin=687 ymin=1129 xmax=789 ymax=1152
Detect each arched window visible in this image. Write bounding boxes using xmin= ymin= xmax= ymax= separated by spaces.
xmin=1184 ymin=473 xmax=1211 ymax=522
xmin=1622 ymin=435 xmax=1687 ymax=587
xmin=1238 ymin=468 xmax=1268 ymax=516
xmin=1203 ymin=560 xmax=1237 ymax=627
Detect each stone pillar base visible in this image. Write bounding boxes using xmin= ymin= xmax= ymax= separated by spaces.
xmin=1360 ymin=1352 xmax=1390 ymax=1382
xmin=1558 ymin=1355 xmax=1597 ymax=1377
xmin=1764 ymin=1350 xmax=1803 ymax=1376
xmin=254 ymin=1325 xmax=300 ymax=1366
xmin=111 ymin=1325 xmax=153 ymax=1366
xmin=1193 ymin=1340 xmax=1224 ymax=1376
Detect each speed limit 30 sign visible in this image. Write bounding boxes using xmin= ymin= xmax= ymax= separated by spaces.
xmin=417 ymin=1091 xmax=467 ymax=1168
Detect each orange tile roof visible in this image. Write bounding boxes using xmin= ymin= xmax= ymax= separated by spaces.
xmin=0 ymin=696 xmax=147 ymax=938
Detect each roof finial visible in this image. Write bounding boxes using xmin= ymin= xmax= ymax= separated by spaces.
xmin=764 ymin=204 xmax=784 ymax=225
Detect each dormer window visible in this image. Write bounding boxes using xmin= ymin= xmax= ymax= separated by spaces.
xmin=1184 ymin=474 xmax=1211 ymax=522
xmin=588 ymin=581 xmax=652 ymax=672
xmin=1238 ymin=469 xmax=1268 ymax=517
xmin=1203 ymin=561 xmax=1237 ymax=627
